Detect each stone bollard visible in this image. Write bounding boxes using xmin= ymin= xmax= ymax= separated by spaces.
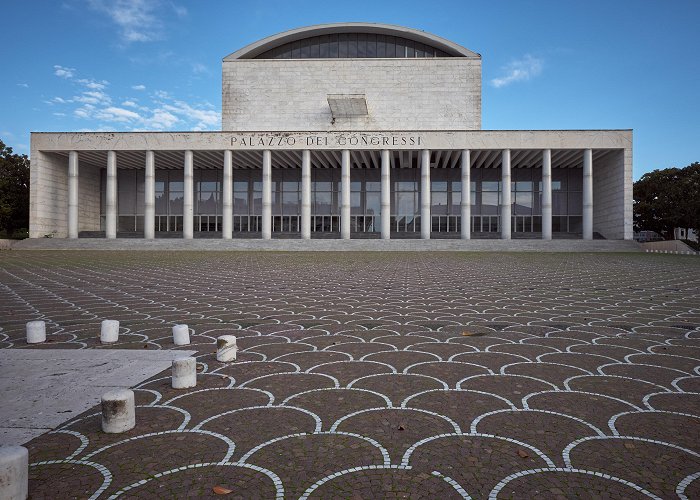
xmin=172 ymin=324 xmax=190 ymax=346
xmin=26 ymin=321 xmax=46 ymax=344
xmin=101 ymin=389 xmax=135 ymax=433
xmin=0 ymin=446 xmax=28 ymax=500
xmin=216 ymin=335 xmax=237 ymax=362
xmin=171 ymin=357 xmax=197 ymax=389
xmin=100 ymin=320 xmax=119 ymax=344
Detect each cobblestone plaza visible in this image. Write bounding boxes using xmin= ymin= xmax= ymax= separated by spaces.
xmin=1 ymin=251 xmax=699 ymax=498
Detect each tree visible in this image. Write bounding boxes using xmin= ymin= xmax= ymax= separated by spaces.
xmin=0 ymin=140 xmax=30 ymax=236
xmin=633 ymin=162 xmax=700 ymax=239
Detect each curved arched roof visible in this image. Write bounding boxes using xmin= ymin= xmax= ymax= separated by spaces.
xmin=224 ymin=23 xmax=480 ymax=60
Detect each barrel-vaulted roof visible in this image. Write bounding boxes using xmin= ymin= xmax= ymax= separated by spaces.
xmin=223 ymin=22 xmax=480 ymax=60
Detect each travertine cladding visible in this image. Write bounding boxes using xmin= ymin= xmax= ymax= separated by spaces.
xmin=29 ymin=151 xmax=67 ymax=239
xmin=29 ymin=150 xmax=101 ymax=239
xmin=222 ymin=58 xmax=482 ymax=131
xmin=593 ymin=149 xmax=632 ymax=240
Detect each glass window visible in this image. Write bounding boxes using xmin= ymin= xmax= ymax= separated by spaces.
xmin=482 ymin=181 xmax=500 ymax=192
xmin=432 ymin=192 xmax=447 ymax=214
xmin=568 ymin=168 xmax=583 ymax=190
xmin=432 ymin=181 xmax=448 ymax=191
xmin=514 ymin=192 xmax=532 ymax=215
xmin=395 ymin=37 xmax=405 ymax=57
xmin=568 ymin=192 xmax=583 ymax=215
xmin=552 ymin=192 xmax=567 ymax=215
xmin=291 ymin=40 xmax=301 ymax=58
xmin=357 ymin=35 xmax=366 ymax=57
xmin=366 ymin=34 xmax=377 ymax=57
xmin=255 ymin=33 xmax=450 ymax=59
xmin=552 ymin=169 xmax=568 ymax=190
xmin=377 ymin=34 xmax=386 ymax=57
xmin=366 ymin=192 xmax=380 ymax=215
xmin=338 ymin=34 xmax=348 ymax=57
xmin=319 ymin=35 xmax=329 ymax=58
xmin=348 ymin=33 xmax=357 ymax=57
xmin=482 ymin=192 xmax=499 ymax=215
xmin=169 ymin=191 xmax=183 ymax=214
xmin=329 ymin=34 xmax=339 ymax=57
xmin=406 ymin=40 xmax=415 ymax=57
xmin=451 ymin=191 xmax=462 ymax=214
xmin=310 ymin=37 xmax=320 ymax=58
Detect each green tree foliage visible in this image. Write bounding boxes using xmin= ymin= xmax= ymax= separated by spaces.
xmin=0 ymin=140 xmax=30 ymax=236
xmin=634 ymin=162 xmax=700 ymax=239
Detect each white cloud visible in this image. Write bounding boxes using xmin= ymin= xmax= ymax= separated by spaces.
xmin=77 ymin=78 xmax=109 ymax=90
xmin=88 ymin=0 xmax=170 ymax=43
xmin=163 ymin=101 xmax=219 ymax=129
xmin=143 ymin=109 xmax=179 ymax=129
xmin=490 ymin=55 xmax=543 ymax=88
xmin=74 ymin=90 xmax=112 ymax=105
xmin=48 ymin=67 xmax=219 ymax=131
xmin=191 ymin=63 xmax=209 ymax=75
xmin=172 ymin=3 xmax=187 ymax=18
xmin=54 ymin=65 xmax=75 ymax=79
xmin=95 ymin=106 xmax=142 ymax=122
xmin=17 ymin=83 xmax=29 ymax=88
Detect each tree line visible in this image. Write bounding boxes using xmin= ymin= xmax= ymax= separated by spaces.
xmin=0 ymin=140 xmax=29 ymax=238
xmin=634 ymin=162 xmax=700 ymax=240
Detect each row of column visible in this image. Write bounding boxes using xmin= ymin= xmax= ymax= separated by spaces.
xmin=67 ymin=149 xmax=594 ymax=240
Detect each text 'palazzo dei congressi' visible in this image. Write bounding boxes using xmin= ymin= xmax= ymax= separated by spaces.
xmin=29 ymin=23 xmax=633 ymax=242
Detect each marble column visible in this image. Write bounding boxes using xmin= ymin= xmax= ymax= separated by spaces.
xmin=420 ymin=149 xmax=431 ymax=239
xmin=301 ymin=150 xmax=311 ymax=240
xmin=380 ymin=149 xmax=391 ymax=239
xmin=340 ymin=149 xmax=351 ymax=239
xmin=144 ymin=151 xmax=155 ymax=239
xmin=583 ymin=148 xmax=593 ymax=240
xmin=542 ymin=149 xmax=552 ymax=240
xmin=222 ymin=150 xmax=233 ymax=239
xmin=68 ymin=151 xmax=79 ymax=239
xmin=501 ymin=149 xmax=512 ymax=240
xmin=460 ymin=150 xmax=471 ymax=240
xmin=262 ymin=150 xmax=272 ymax=240
xmin=183 ymin=150 xmax=194 ymax=239
xmin=105 ymin=151 xmax=117 ymax=239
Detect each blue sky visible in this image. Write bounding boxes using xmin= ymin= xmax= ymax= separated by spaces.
xmin=1 ymin=0 xmax=698 ymax=179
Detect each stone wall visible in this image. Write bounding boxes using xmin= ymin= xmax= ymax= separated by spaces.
xmin=593 ymin=149 xmax=632 ymax=240
xmin=222 ymin=58 xmax=481 ymax=131
xmin=29 ymin=151 xmax=101 ymax=238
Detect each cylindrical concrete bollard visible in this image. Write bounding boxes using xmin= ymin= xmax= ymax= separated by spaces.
xmin=216 ymin=335 xmax=238 ymax=362
xmin=171 ymin=357 xmax=197 ymax=389
xmin=26 ymin=320 xmax=46 ymax=344
xmin=100 ymin=320 xmax=120 ymax=343
xmin=0 ymin=445 xmax=28 ymax=500
xmin=101 ymin=389 xmax=135 ymax=433
xmin=172 ymin=324 xmax=190 ymax=346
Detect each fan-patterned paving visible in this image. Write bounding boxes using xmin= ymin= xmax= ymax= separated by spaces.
xmin=1 ymin=251 xmax=699 ymax=498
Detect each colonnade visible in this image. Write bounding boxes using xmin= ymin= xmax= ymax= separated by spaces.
xmin=66 ymin=148 xmax=595 ymax=240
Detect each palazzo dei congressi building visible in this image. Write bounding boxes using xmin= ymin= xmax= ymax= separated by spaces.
xmin=29 ymin=23 xmax=633 ymax=242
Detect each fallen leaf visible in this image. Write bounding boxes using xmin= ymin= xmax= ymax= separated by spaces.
xmin=517 ymin=449 xmax=529 ymax=458
xmin=624 ymin=442 xmax=635 ymax=450
xmin=142 ymin=344 xmax=148 ymax=349
xmin=398 ymin=425 xmax=405 ymax=431
xmin=196 ymin=364 xmax=204 ymax=371
xmin=461 ymin=331 xmax=473 ymax=337
xmin=213 ymin=485 xmax=232 ymax=495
